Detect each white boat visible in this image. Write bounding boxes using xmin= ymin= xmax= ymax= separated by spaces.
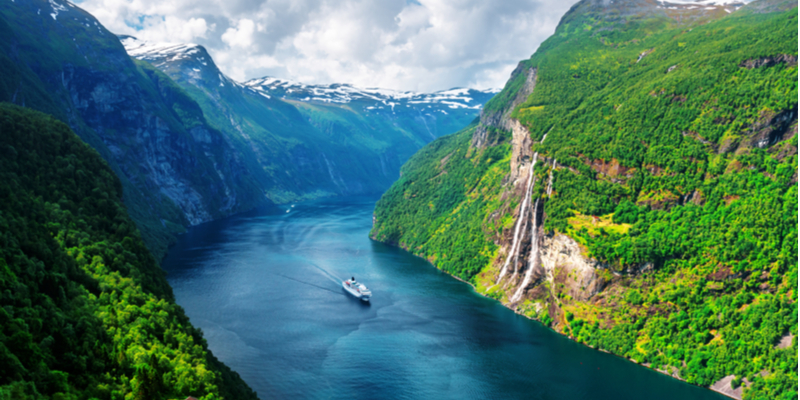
xmin=342 ymin=277 xmax=371 ymax=301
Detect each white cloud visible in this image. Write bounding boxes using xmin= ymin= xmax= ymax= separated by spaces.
xmin=76 ymin=0 xmax=575 ymax=91
xmin=222 ymin=19 xmax=256 ymax=48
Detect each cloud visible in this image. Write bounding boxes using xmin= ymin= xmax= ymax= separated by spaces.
xmin=76 ymin=0 xmax=575 ymax=91
xmin=222 ymin=19 xmax=256 ymax=48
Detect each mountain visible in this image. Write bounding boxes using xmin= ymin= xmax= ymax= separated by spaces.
xmin=0 ymin=103 xmax=258 ymax=400
xmin=371 ymin=0 xmax=797 ymax=399
xmin=0 ymin=0 xmax=267 ymax=259
xmin=119 ymin=35 xmax=497 ymax=203
xmin=244 ymin=76 xmax=495 ymax=115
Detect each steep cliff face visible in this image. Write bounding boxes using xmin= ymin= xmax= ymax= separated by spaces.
xmin=372 ymin=0 xmax=797 ymax=398
xmin=120 ymin=36 xmax=497 ymax=203
xmin=0 ymin=0 xmax=265 ymax=258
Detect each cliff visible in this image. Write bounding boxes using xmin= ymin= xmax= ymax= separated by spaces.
xmin=0 ymin=0 xmax=266 ymax=259
xmin=119 ymin=36 xmax=496 ymax=204
xmin=371 ymin=0 xmax=798 ymax=398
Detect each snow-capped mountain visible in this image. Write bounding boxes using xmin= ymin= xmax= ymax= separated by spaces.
xmin=117 ymin=34 xmax=497 ymax=205
xmin=119 ymin=36 xmax=498 ymax=115
xmin=656 ymin=0 xmax=747 ymax=13
xmin=244 ymin=77 xmax=498 ymax=114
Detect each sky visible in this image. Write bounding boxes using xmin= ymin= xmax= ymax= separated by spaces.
xmin=75 ymin=0 xmax=576 ymax=92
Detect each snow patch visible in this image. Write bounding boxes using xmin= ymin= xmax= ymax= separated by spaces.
xmin=49 ymin=0 xmax=67 ymax=20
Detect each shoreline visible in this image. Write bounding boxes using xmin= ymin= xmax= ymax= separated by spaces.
xmin=372 ymin=237 xmax=742 ymax=400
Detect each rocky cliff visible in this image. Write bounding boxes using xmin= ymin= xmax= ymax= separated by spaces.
xmin=372 ymin=0 xmax=797 ymax=398
xmin=120 ymin=36 xmax=497 ymax=204
xmin=0 ymin=0 xmax=265 ymax=258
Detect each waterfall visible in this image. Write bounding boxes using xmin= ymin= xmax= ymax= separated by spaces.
xmin=496 ymin=130 xmax=551 ymax=287
xmin=546 ymin=159 xmax=556 ymax=197
xmin=511 ymin=198 xmax=540 ymax=303
xmin=496 ymin=153 xmax=538 ymax=284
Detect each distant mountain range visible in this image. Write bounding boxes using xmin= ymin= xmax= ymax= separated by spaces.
xmin=0 ymin=0 xmax=497 ymax=259
xmin=119 ymin=34 xmax=497 ymax=214
xmin=121 ymin=36 xmax=497 ymax=114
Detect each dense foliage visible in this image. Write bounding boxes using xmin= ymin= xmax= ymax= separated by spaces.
xmin=0 ymin=104 xmax=258 ymax=400
xmin=372 ymin=1 xmax=797 ymax=398
xmin=372 ymin=124 xmax=509 ymax=280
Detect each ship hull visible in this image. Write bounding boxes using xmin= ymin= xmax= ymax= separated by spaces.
xmin=342 ymin=281 xmax=370 ymax=301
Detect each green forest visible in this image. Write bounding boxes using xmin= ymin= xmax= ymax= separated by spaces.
xmin=372 ymin=2 xmax=797 ymax=399
xmin=0 ymin=104 xmax=258 ymax=400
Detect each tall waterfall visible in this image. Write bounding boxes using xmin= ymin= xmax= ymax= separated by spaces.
xmin=511 ymin=198 xmax=540 ymax=302
xmin=496 ymin=153 xmax=538 ymax=284
xmin=497 ymin=132 xmax=549 ymax=286
xmin=546 ymin=159 xmax=556 ymax=197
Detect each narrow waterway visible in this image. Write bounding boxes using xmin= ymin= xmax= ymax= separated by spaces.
xmin=162 ymin=197 xmax=728 ymax=400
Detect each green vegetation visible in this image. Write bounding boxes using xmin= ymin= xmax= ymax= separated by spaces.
xmin=372 ymin=1 xmax=797 ymax=398
xmin=372 ymin=124 xmax=510 ymax=280
xmin=0 ymin=2 xmax=267 ymax=260
xmin=156 ymin=51 xmax=484 ymax=205
xmin=0 ymin=104 xmax=257 ymax=400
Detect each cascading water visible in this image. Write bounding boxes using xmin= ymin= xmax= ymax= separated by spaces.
xmin=546 ymin=159 xmax=556 ymax=197
xmin=495 ymin=153 xmax=537 ymax=284
xmin=511 ymin=198 xmax=540 ymax=303
xmin=497 ymin=133 xmax=549 ymax=286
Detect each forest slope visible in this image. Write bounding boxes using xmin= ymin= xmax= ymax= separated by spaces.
xmin=0 ymin=104 xmax=258 ymax=400
xmin=372 ymin=0 xmax=797 ymax=398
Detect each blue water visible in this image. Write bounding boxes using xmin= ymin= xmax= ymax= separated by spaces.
xmin=161 ymin=197 xmax=728 ymax=400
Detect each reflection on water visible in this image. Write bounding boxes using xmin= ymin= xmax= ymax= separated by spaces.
xmin=162 ymin=197 xmax=727 ymax=400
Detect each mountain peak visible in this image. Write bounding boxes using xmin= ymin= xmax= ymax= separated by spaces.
xmin=244 ymin=76 xmax=499 ymax=112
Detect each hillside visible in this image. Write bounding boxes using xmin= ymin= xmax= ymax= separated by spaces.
xmin=371 ymin=0 xmax=797 ymax=398
xmin=0 ymin=104 xmax=257 ymax=400
xmin=0 ymin=0 xmax=267 ymax=259
xmin=120 ymin=36 xmax=496 ymax=203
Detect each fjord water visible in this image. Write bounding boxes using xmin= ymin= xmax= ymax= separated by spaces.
xmin=162 ymin=198 xmax=727 ymax=400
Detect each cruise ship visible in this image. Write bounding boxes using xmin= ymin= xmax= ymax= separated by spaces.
xmin=342 ymin=277 xmax=371 ymax=301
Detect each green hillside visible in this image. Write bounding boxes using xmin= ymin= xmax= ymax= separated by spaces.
xmin=372 ymin=1 xmax=797 ymax=398
xmin=124 ymin=38 xmax=491 ymax=204
xmin=0 ymin=104 xmax=256 ymax=400
xmin=0 ymin=0 xmax=267 ymax=260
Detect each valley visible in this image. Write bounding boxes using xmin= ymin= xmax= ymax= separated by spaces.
xmin=0 ymin=0 xmax=796 ymax=399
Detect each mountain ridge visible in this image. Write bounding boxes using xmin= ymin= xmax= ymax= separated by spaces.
xmin=118 ymin=34 xmax=496 ymax=206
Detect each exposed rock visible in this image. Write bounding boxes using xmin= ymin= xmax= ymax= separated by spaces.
xmin=775 ymin=332 xmax=794 ymax=349
xmin=539 ymin=233 xmax=608 ymax=302
xmin=710 ymin=374 xmax=751 ymax=400
xmin=747 ymin=107 xmax=797 ymax=149
xmin=739 ymin=54 xmax=798 ymax=69
xmin=707 ymin=266 xmax=737 ymax=282
xmin=472 ymin=66 xmax=537 ymax=148
xmin=508 ymin=119 xmax=535 ymax=184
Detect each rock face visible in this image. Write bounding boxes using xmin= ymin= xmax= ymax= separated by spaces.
xmin=472 ymin=65 xmax=537 ymax=148
xmin=119 ymin=36 xmax=498 ymax=204
xmin=539 ymin=233 xmax=607 ymax=302
xmin=0 ymin=0 xmax=264 ymax=257
xmin=710 ymin=375 xmax=748 ymax=400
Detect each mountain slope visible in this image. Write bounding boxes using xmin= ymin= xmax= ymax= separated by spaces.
xmin=0 ymin=103 xmax=257 ymax=400
xmin=0 ymin=0 xmax=267 ymax=259
xmin=371 ymin=0 xmax=797 ymax=398
xmin=120 ymin=36 xmax=496 ymax=202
